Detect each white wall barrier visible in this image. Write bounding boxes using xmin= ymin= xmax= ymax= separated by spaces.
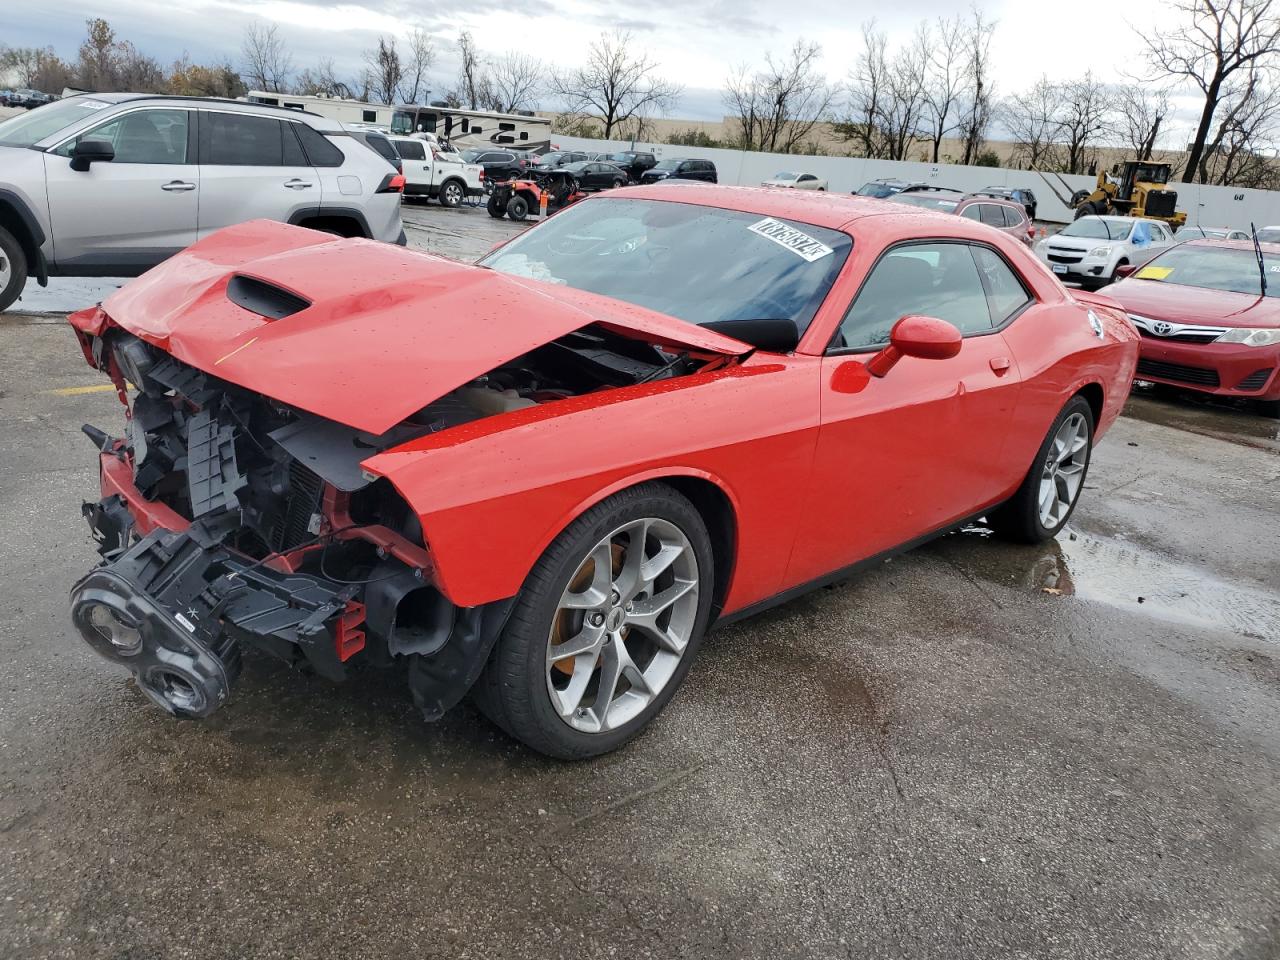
xmin=551 ymin=134 xmax=1280 ymax=231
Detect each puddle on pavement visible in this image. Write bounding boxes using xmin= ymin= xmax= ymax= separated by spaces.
xmin=945 ymin=525 xmax=1280 ymax=641
xmin=1124 ymin=388 xmax=1280 ymax=455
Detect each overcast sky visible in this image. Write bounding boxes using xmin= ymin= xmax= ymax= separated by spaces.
xmin=4 ymin=0 xmax=1199 ymax=141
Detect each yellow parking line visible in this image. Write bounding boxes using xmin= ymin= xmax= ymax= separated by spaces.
xmin=45 ymin=383 xmax=120 ymax=396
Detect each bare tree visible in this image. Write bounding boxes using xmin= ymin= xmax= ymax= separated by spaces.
xmin=169 ymin=55 xmax=246 ymax=98
xmin=363 ymin=36 xmax=402 ymax=105
xmin=1198 ymin=64 xmax=1280 ymax=183
xmin=295 ymin=58 xmax=353 ymax=98
xmin=1004 ymin=76 xmax=1061 ymax=169
xmin=73 ymin=18 xmax=162 ymax=92
xmin=551 ymin=31 xmax=681 ymax=138
xmin=241 ymin=21 xmax=292 ymax=93
xmin=485 ymin=52 xmax=543 ymax=113
xmin=1057 ymin=72 xmax=1112 ymax=174
xmin=1115 ymin=84 xmax=1171 ymax=160
xmin=881 ymin=32 xmax=929 ymax=160
xmin=2 ymin=46 xmax=73 ymax=91
xmin=456 ymin=31 xmax=485 ymax=109
xmin=957 ymin=7 xmax=996 ymax=165
xmin=398 ymin=28 xmax=433 ymax=104
xmin=840 ymin=23 xmax=890 ymax=157
xmin=723 ymin=40 xmax=834 ymax=153
xmin=921 ymin=15 xmax=966 ymax=162
xmin=841 ymin=22 xmax=928 ymax=160
xmin=1141 ymin=0 xmax=1280 ymax=181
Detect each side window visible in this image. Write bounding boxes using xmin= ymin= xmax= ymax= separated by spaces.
xmin=1003 ymin=206 xmax=1025 ymax=227
xmin=972 ymin=246 xmax=1033 ymax=324
xmin=519 ymin=131 xmax=528 ymax=141
xmin=362 ymin=110 xmax=377 ymax=123
xmin=960 ymin=204 xmax=983 ymax=221
xmin=396 ymin=140 xmax=426 ymax=161
xmin=293 ymin=125 xmax=345 ymax=166
xmin=460 ymin=119 xmax=470 ymax=133
xmin=979 ymin=204 xmax=1004 ymax=227
xmin=836 ymin=242 xmax=994 ymax=350
xmin=60 ymin=109 xmax=190 ymax=164
xmin=472 ymin=124 xmax=483 ymax=134
xmin=203 ymin=113 xmax=286 ymax=165
xmin=282 ymin=124 xmax=307 ymax=166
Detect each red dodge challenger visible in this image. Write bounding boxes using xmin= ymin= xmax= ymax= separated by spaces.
xmin=1104 ymin=238 xmax=1280 ymax=416
xmin=67 ymin=185 xmax=1138 ymax=758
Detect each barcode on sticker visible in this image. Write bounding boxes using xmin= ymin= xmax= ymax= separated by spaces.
xmin=748 ymin=218 xmax=833 ymax=262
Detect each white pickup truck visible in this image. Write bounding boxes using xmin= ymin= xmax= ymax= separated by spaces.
xmin=388 ymin=135 xmax=484 ymax=208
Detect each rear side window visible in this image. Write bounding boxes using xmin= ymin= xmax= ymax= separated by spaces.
xmin=202 ymin=113 xmax=286 ymax=165
xmin=837 ymin=242 xmax=994 ymax=350
xmin=365 ymin=136 xmax=399 ymax=165
xmin=972 ymin=246 xmax=1032 ymax=323
xmin=293 ymin=123 xmax=345 ymax=167
xmin=395 ymin=139 xmax=426 ymax=161
xmin=979 ymin=204 xmax=1004 ymax=227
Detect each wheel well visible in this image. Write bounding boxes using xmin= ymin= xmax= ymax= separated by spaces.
xmin=296 ymin=216 xmax=367 ymax=238
xmin=0 ymin=201 xmax=38 ymax=271
xmin=1075 ymin=382 xmax=1104 ymax=426
xmin=658 ymin=477 xmax=737 ymax=618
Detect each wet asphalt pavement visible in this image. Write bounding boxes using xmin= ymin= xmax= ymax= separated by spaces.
xmin=2 ymin=204 xmax=1279 ymax=959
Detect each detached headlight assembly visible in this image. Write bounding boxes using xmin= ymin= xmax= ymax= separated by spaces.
xmin=1218 ymin=327 xmax=1280 ymax=346
xmin=1088 ymin=245 xmax=1113 ymax=257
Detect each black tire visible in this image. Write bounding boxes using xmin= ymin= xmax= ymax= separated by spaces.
xmin=472 ymin=482 xmax=715 ymax=759
xmin=0 ymin=226 xmax=29 ymax=313
xmin=990 ymin=395 xmax=1095 ymax=544
xmin=487 ymin=193 xmax=506 ymax=219
xmin=506 ymin=194 xmax=530 ymax=221
xmin=611 ymin=178 xmax=626 ymax=189
xmin=1074 ymin=202 xmax=1096 ymax=220
xmin=438 ymin=179 xmax=464 ymax=208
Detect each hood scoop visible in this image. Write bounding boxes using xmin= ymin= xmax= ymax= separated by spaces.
xmin=226 ymin=274 xmax=311 ymax=320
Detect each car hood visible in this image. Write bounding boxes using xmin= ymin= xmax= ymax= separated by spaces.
xmin=81 ymin=220 xmax=751 ymax=434
xmin=1045 ymin=235 xmax=1125 ymax=253
xmin=1106 ymin=277 xmax=1280 ymax=327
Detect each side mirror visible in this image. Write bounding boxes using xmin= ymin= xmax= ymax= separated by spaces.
xmin=866 ymin=315 xmax=962 ymax=378
xmin=69 ymin=138 xmax=114 ymax=172
xmin=1114 ymin=263 xmax=1136 ymax=279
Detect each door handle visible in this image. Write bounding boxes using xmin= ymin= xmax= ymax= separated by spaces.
xmin=283 ymin=179 xmax=313 ymax=189
xmin=161 ymin=180 xmax=196 ymax=192
xmin=990 ymin=356 xmax=1012 ymax=375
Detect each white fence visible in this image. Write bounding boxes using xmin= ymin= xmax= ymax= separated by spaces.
xmin=552 ymin=133 xmax=1280 ymax=231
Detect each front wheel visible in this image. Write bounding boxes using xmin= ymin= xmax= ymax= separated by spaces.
xmin=486 ymin=193 xmax=506 ymax=219
xmin=506 ymin=194 xmax=530 ymax=221
xmin=990 ymin=396 xmax=1094 ymax=543
xmin=0 ymin=226 xmax=29 ymax=312
xmin=472 ymin=483 xmax=714 ymax=759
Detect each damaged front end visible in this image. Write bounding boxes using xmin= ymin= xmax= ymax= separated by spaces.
xmin=69 ymin=323 xmax=518 ymax=720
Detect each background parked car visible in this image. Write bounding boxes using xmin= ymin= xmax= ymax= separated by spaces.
xmin=1256 ymin=226 xmax=1280 ymax=243
xmin=0 ymin=92 xmax=406 ymax=311
xmin=604 ymin=151 xmax=657 ymax=182
xmin=975 ymin=186 xmax=1038 ymax=219
xmin=639 ymin=158 xmax=717 ymax=184
xmin=559 ymin=160 xmax=629 ymax=191
xmin=461 ymin=148 xmax=529 ymax=183
xmin=531 ymin=150 xmax=590 ymax=169
xmin=389 ymin=135 xmax=484 ymax=207
xmin=760 ymin=171 xmax=828 ymax=190
xmin=1034 ymin=216 xmax=1175 ymax=288
xmin=1184 ymin=226 xmax=1251 ymax=240
xmin=887 ymin=189 xmax=1033 ymax=246
xmin=854 ymin=178 xmax=924 ymax=198
xmin=347 ymin=129 xmax=401 ymax=173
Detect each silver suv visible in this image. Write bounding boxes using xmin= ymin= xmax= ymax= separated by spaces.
xmin=0 ymin=93 xmax=406 ymax=311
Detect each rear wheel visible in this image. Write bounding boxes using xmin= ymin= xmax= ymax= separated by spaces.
xmin=506 ymin=194 xmax=530 ymax=221
xmin=991 ymin=396 xmax=1094 ymax=543
xmin=439 ymin=179 xmax=464 ymax=208
xmin=0 ymin=226 xmax=29 ymax=312
xmin=486 ymin=193 xmax=506 ymax=219
xmin=612 ymin=178 xmax=626 ymax=189
xmin=473 ymin=483 xmax=714 ymax=759
xmin=1074 ymin=202 xmax=1096 ymax=220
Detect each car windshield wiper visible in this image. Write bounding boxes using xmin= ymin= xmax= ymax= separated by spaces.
xmin=1251 ymin=221 xmax=1268 ymax=297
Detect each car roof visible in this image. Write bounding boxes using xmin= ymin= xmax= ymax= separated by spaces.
xmin=52 ymin=92 xmax=343 ymax=131
xmin=615 ymin=183 xmax=1003 ymax=232
xmin=1180 ymin=238 xmax=1280 ymax=253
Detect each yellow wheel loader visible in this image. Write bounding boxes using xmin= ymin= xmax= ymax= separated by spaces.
xmin=1039 ymin=161 xmax=1187 ymax=231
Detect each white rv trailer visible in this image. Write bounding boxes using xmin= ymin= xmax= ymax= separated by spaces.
xmin=244 ymin=92 xmax=552 ymax=152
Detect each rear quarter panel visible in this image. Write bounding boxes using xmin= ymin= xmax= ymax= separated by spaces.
xmin=363 ymin=354 xmax=821 ymax=610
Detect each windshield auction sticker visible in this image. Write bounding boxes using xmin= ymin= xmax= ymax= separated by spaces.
xmin=748 ymin=218 xmax=833 ymax=262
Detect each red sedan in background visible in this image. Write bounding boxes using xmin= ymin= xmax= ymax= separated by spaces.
xmin=67 ymin=186 xmax=1137 ymax=758
xmin=1106 ymin=239 xmax=1280 ymax=416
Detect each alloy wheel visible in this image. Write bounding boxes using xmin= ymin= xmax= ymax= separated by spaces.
xmin=1038 ymin=412 xmax=1089 ymax=528
xmin=545 ymin=517 xmax=699 ymax=734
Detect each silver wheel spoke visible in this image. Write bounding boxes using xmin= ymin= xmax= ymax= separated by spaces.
xmin=546 ymin=515 xmax=700 ymax=735
xmin=1038 ymin=412 xmax=1089 ymax=530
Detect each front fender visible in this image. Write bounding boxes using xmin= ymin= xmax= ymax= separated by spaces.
xmin=363 ymin=355 xmax=821 ymax=610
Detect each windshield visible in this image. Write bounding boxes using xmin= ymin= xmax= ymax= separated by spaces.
xmin=461 ymin=149 xmax=483 ymax=161
xmin=0 ymin=97 xmax=111 ymax=147
xmin=857 ymin=181 xmax=896 ymax=198
xmin=609 ymin=153 xmax=633 ymax=162
xmin=654 ymin=159 xmax=682 ymax=171
xmin=889 ymin=193 xmax=960 ymax=211
xmin=773 ymin=172 xmax=799 ymax=180
xmin=1059 ymin=219 xmax=1133 ymax=241
xmin=480 ymin=197 xmax=851 ymax=337
xmin=390 ymin=111 xmax=414 ymax=135
xmin=1133 ymin=244 xmax=1280 ymax=298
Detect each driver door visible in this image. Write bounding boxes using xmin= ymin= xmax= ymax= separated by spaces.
xmin=43 ymin=107 xmax=198 ymax=271
xmin=786 ymin=241 xmax=1025 ymax=587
